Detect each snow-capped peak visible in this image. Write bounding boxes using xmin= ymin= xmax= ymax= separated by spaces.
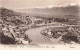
xmin=59 ymin=3 xmax=78 ymax=7
xmin=33 ymin=3 xmax=79 ymax=9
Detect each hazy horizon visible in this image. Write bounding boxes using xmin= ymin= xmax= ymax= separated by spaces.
xmin=0 ymin=0 xmax=80 ymax=9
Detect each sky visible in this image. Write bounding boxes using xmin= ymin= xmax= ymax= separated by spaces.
xmin=0 ymin=0 xmax=80 ymax=9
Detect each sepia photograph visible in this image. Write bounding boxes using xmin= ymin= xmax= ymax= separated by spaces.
xmin=0 ymin=0 xmax=80 ymax=48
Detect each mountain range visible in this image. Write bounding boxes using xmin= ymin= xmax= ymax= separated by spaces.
xmin=0 ymin=3 xmax=80 ymax=18
xmin=0 ymin=3 xmax=80 ymax=25
xmin=14 ymin=3 xmax=80 ymax=17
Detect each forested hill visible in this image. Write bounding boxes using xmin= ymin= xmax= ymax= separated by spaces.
xmin=0 ymin=7 xmax=21 ymax=17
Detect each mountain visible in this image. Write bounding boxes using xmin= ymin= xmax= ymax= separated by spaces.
xmin=14 ymin=3 xmax=80 ymax=17
xmin=0 ymin=7 xmax=22 ymax=17
xmin=13 ymin=3 xmax=80 ymax=25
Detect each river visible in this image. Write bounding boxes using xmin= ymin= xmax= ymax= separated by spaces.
xmin=25 ymin=23 xmax=66 ymax=45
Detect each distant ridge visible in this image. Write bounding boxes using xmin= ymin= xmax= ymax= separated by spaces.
xmin=14 ymin=3 xmax=79 ymax=16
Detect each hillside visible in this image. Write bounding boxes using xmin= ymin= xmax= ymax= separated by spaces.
xmin=0 ymin=7 xmax=19 ymax=17
xmin=0 ymin=7 xmax=31 ymax=25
